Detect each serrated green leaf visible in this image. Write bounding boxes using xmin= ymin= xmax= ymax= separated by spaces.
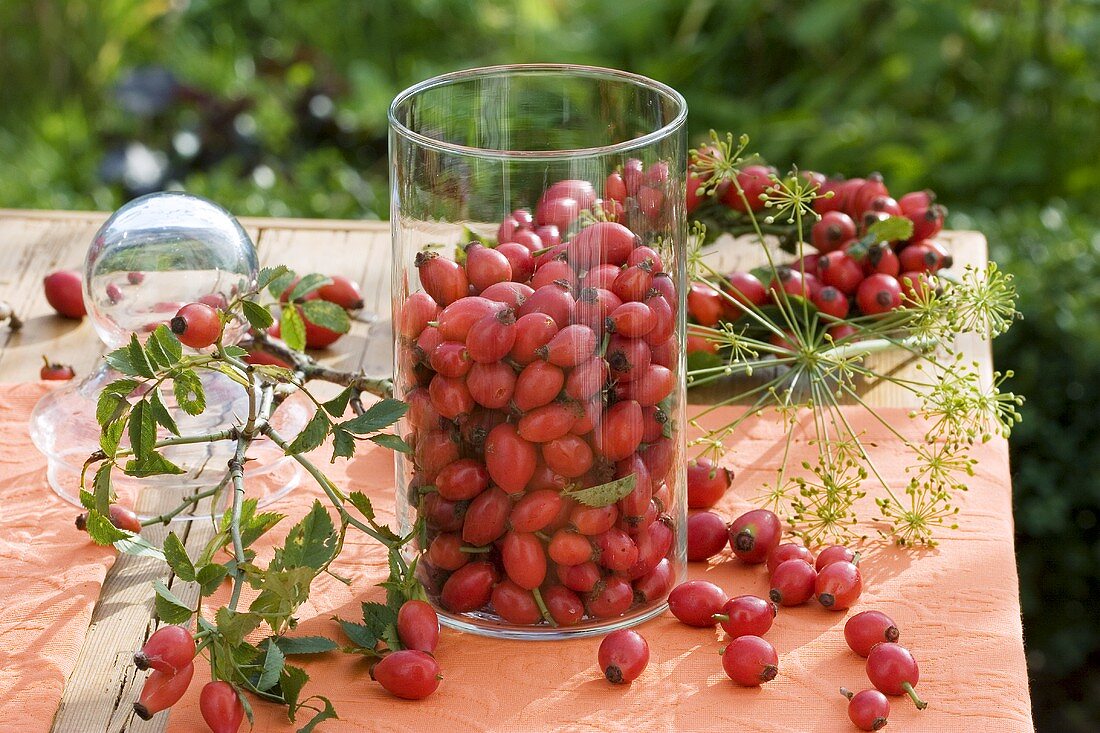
xmin=92 ymin=462 xmax=112 ymax=515
xmin=104 ymin=345 xmax=138 ymax=375
xmin=281 ymin=305 xmax=307 ymax=351
xmin=242 ymin=299 xmax=275 ymax=331
xmin=124 ymin=452 xmax=185 ymax=477
xmin=148 ymin=388 xmax=180 ymax=436
xmin=330 ymin=428 xmax=355 ymax=462
xmin=79 ymin=489 xmax=96 ymax=511
xmin=321 ymin=386 xmax=354 ymax=418
xmin=258 ymin=265 xmax=291 ymax=291
xmin=301 ymin=299 xmax=350 ymax=334
xmin=163 ymin=532 xmax=196 ymax=582
xmin=360 ymin=601 xmax=398 ymax=640
xmin=196 ymin=563 xmax=229 ymax=595
xmin=146 ymin=325 xmax=183 ymax=368
xmin=86 ymin=510 xmax=129 ymax=545
xmin=95 ymin=391 xmax=127 ymax=427
xmin=268 ymin=271 xmax=298 ymax=300
xmin=222 ymin=344 xmax=249 ymax=359
xmin=289 ymin=274 xmax=332 ymax=302
xmin=238 ymin=688 xmax=254 ymax=727
xmin=257 ymin=640 xmax=286 ymax=691
xmin=336 ymin=618 xmax=378 ymax=650
xmin=279 ymin=501 xmax=337 ymax=571
xmin=173 ymin=369 xmax=206 ymax=416
xmin=127 ymin=334 xmax=157 ymax=378
xmin=100 ymin=418 xmax=126 ymax=457
xmin=348 ymin=491 xmax=374 ymax=521
xmin=273 ymin=636 xmax=339 ymax=655
xmin=340 ymin=398 xmax=408 ymax=435
xmin=564 ymin=473 xmax=637 ymax=508
xmin=296 ymin=697 xmax=337 ymax=733
xmin=153 ymin=580 xmax=192 ymax=624
xmin=281 ymin=664 xmax=309 ymax=714
xmin=369 ymin=433 xmax=412 ymax=454
xmin=216 ymin=607 xmax=263 ymax=645
xmin=128 ymin=399 xmax=156 ymax=461
xmin=286 ymin=410 xmax=330 ymax=456
xmin=867 ymin=215 xmax=914 ymax=243
xmin=114 ymin=534 xmax=166 ymax=561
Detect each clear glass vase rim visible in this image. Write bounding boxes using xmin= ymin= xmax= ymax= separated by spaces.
xmin=388 ymin=63 xmax=688 ymax=161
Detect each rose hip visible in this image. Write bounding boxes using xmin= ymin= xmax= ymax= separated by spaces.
xmin=727 ymin=509 xmax=782 ymax=564
xmin=687 ymin=511 xmax=728 ymax=562
xmin=396 ymin=599 xmax=439 ymax=653
xmin=668 ymin=580 xmax=727 ymax=627
xmin=171 ymin=302 xmax=221 ymax=349
xmin=466 ymin=361 xmax=516 ymax=409
xmin=429 ymin=341 xmax=472 ymax=378
xmin=543 ymin=585 xmax=585 ymax=626
xmin=812 ymin=211 xmax=857 ymax=254
xmin=518 ymin=281 xmax=575 ymax=328
xmin=374 ymin=650 xmax=442 ymax=700
xmin=466 ymin=309 xmax=517 ymax=363
xmin=134 ymin=662 xmax=195 ymax=719
xmin=816 ymin=544 xmax=859 ymax=571
xmin=767 ymin=543 xmax=815 ymax=574
xmin=769 ymin=559 xmax=818 ymax=607
xmin=558 ymin=561 xmax=601 ymax=593
xmin=548 ymin=529 xmax=594 ymax=566
xmin=713 ymin=595 xmax=776 ymax=638
xmin=598 ymin=629 xmax=649 ymax=684
xmin=133 ymin=625 xmax=195 ymax=674
xmin=510 ymin=313 xmax=559 ymax=364
xmin=482 ymin=423 xmax=536 ymax=493
xmin=398 ymin=292 xmax=439 ymax=339
xmin=510 ymin=489 xmax=564 ymax=533
xmin=686 ymin=458 xmax=732 ymax=509
xmin=434 ymin=458 xmax=488 ymax=501
xmin=542 ymin=434 xmax=594 ymax=478
xmin=570 ymin=503 xmax=619 ymax=535
xmin=502 ymin=532 xmax=548 ymax=589
xmin=866 ymin=643 xmax=928 ymax=710
xmin=491 ymin=579 xmax=542 ymax=624
xmin=461 ymin=487 xmax=510 ymax=546
xmin=441 ymin=561 xmax=497 ymax=612
xmin=722 ymin=635 xmax=778 ymax=686
xmin=815 ymin=560 xmax=862 ymax=610
xmin=44 ymin=270 xmax=86 ymax=319
xmin=587 ymin=576 xmax=634 ymax=618
xmin=199 ymin=680 xmax=244 ymax=733
xmin=845 ymin=610 xmax=901 ymax=657
xmin=843 ymin=687 xmax=891 ymax=730
xmin=427 ymin=533 xmax=468 ymax=571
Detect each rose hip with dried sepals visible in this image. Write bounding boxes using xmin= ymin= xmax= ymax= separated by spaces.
xmin=171 ymin=302 xmax=221 ymax=349
xmin=686 ymin=457 xmax=732 ymax=509
xmin=812 ymin=211 xmax=857 ymax=254
xmin=842 ymin=687 xmax=891 ymax=731
xmin=845 ymin=610 xmax=901 ymax=657
xmin=668 ymin=580 xmax=727 ymax=627
xmin=713 ymin=595 xmax=776 ymax=639
xmin=76 ymin=503 xmax=142 ymax=534
xmin=416 ymin=251 xmax=468 ymax=306
xmin=866 ymin=643 xmax=928 ymax=710
xmin=856 ymin=274 xmax=903 ymax=316
xmin=40 ymin=356 xmax=75 ymax=380
xmin=199 ymin=681 xmax=244 ymax=733
xmin=316 ymin=275 xmax=364 ymax=310
xmin=598 ymin=629 xmax=649 ymax=684
xmin=816 ymin=560 xmax=863 ymax=610
xmin=587 ymin=576 xmax=634 ymax=618
xmin=727 ymin=508 xmax=782 ymax=564
xmin=134 ymin=662 xmax=195 ymax=719
xmin=133 ymin=625 xmax=195 ymax=674
xmin=374 ymin=650 xmax=443 ymax=700
xmin=687 ymin=511 xmax=728 ymax=562
xmin=769 ymin=559 xmax=818 ymax=607
xmin=721 ymin=635 xmax=778 ymax=686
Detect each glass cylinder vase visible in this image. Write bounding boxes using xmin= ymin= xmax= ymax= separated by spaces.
xmin=389 ymin=64 xmax=688 ymax=639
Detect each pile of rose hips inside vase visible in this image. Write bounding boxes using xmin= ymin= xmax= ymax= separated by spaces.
xmin=686 ymin=167 xmax=951 ymax=352
xmin=597 ymin=459 xmax=928 ymax=732
xmin=397 ymin=167 xmax=681 ymax=628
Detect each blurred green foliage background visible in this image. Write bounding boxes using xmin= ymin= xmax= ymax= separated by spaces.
xmin=2 ymin=0 xmax=1097 ymax=728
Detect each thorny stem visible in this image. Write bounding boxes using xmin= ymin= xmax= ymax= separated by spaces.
xmin=140 ymin=481 xmax=226 ymax=526
xmin=227 ymin=374 xmax=264 ymax=611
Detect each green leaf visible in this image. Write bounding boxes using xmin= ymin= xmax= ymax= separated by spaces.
xmin=127 ymin=334 xmax=157 ymax=378
xmin=281 ymin=305 xmax=307 ymax=351
xmin=336 ymin=618 xmax=379 ymax=650
xmin=279 ymin=501 xmax=337 ymax=572
xmin=173 ymin=369 xmax=206 ymax=415
xmin=85 ymin=510 xmax=129 ymax=545
xmin=146 ymin=325 xmax=183 ymax=368
xmin=222 ymin=344 xmax=249 ymax=359
xmin=196 ymin=563 xmax=229 ymax=595
xmin=258 ymin=265 xmax=291 ymax=291
xmin=360 ymin=601 xmax=398 ymax=641
xmin=124 ymin=452 xmax=185 ymax=477
xmin=330 ymin=427 xmax=355 ymax=462
xmin=216 ymin=607 xmax=262 ymax=645
xmin=866 ymin=215 xmax=914 ymax=243
xmin=128 ymin=399 xmax=156 ymax=461
xmin=564 ymin=473 xmax=637 ymax=508
xmin=321 ymin=386 xmax=354 ymax=418
xmin=100 ymin=419 xmax=126 ymax=457
xmin=285 ymin=410 xmax=331 ymax=455
xmin=272 ymin=636 xmax=339 ymax=655
xmin=104 ymin=345 xmax=138 ymax=375
xmin=340 ymin=398 xmax=408 ymax=435
xmin=301 ymin=300 xmax=350 ymax=334
xmin=257 ymin=639 xmax=286 ymax=691
xmin=369 ymin=433 xmax=412 ymax=454
xmin=280 ymin=664 xmax=309 ymax=713
xmin=348 ymin=491 xmax=374 ymax=521
xmin=96 ymin=381 xmax=136 ymax=426
xmin=148 ymin=388 xmax=180 ymax=436
xmin=114 ymin=534 xmax=166 ymax=561
xmin=163 ymin=532 xmax=196 ymax=582
xmin=267 ymin=270 xmax=298 ymax=300
xmin=153 ymin=580 xmax=193 ymax=624
xmin=289 ymin=274 xmax=332 ymax=302
xmin=242 ymin=299 xmax=275 ymax=331
xmin=92 ymin=462 xmax=112 ymax=515
xmin=296 ymin=696 xmax=337 ymax=733
xmin=79 ymin=488 xmax=96 ymax=511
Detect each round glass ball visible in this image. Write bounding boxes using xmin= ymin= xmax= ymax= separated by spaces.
xmin=83 ymin=191 xmax=258 ymax=349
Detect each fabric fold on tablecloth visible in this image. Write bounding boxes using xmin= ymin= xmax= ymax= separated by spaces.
xmin=0 ymin=383 xmax=1033 ymax=732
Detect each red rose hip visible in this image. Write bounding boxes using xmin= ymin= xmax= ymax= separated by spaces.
xmin=598 ymin=629 xmax=649 ymax=684
xmin=668 ymin=580 xmax=727 ymax=627
xmin=727 ymin=509 xmax=782 ymax=564
xmin=845 ymin=610 xmax=901 ymax=657
xmin=722 ymin=635 xmax=778 ymax=686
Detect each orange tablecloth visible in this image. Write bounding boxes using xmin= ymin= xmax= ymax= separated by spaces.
xmin=0 ymin=384 xmax=1033 ymax=732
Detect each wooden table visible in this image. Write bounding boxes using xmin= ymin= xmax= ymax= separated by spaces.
xmin=0 ymin=210 xmax=1014 ymax=730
